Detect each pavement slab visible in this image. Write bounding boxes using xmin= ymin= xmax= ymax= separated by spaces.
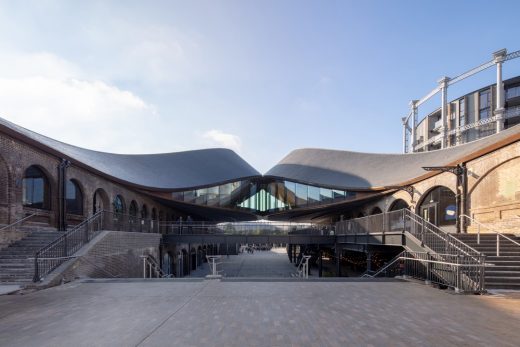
xmin=0 ymin=279 xmax=519 ymax=346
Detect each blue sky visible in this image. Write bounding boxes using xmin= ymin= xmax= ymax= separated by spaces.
xmin=0 ymin=0 xmax=519 ymax=172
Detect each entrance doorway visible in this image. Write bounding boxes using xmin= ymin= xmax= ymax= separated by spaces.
xmin=421 ymin=203 xmax=437 ymax=225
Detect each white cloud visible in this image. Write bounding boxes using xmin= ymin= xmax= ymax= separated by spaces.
xmin=0 ymin=50 xmax=164 ymax=154
xmin=202 ymin=129 xmax=242 ymax=153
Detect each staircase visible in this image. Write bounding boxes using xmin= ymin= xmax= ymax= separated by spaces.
xmin=454 ymin=233 xmax=520 ymax=290
xmin=0 ymin=230 xmax=63 ymax=283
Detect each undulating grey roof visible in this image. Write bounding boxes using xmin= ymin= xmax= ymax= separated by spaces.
xmin=0 ymin=117 xmax=260 ymax=190
xmin=266 ymin=124 xmax=520 ymax=190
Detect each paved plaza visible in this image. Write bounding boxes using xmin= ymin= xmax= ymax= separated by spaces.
xmin=0 ymin=279 xmax=519 ymax=347
xmin=189 ymin=247 xmax=300 ymax=278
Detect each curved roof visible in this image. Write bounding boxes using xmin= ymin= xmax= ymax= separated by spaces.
xmin=266 ymin=124 xmax=520 ymax=190
xmin=0 ymin=117 xmax=260 ymax=190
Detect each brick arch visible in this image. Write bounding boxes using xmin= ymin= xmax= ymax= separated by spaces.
xmin=22 ymin=164 xmax=54 ymax=211
xmin=93 ymin=188 xmax=109 ymax=213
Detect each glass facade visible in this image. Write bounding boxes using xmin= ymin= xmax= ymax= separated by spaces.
xmin=506 ymin=85 xmax=520 ymax=100
xmin=479 ymin=89 xmax=491 ymax=120
xmin=170 ymin=179 xmax=356 ymax=214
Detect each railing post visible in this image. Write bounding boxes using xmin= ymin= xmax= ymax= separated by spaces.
xmin=84 ymin=220 xmax=89 ymax=244
xmin=33 ymin=255 xmax=40 ymax=282
xmin=143 ymin=257 xmax=147 ymax=278
xmin=455 ymin=255 xmax=461 ymax=293
xmin=63 ymin=233 xmax=68 ymax=257
xmin=477 ymin=221 xmax=480 ymax=245
xmin=497 ymin=234 xmax=500 ymax=257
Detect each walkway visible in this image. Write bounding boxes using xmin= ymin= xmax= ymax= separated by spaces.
xmin=0 ymin=280 xmax=519 ymax=346
xmin=189 ymin=247 xmax=298 ymax=278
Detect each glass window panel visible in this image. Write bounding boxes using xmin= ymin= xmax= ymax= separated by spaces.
xmin=320 ymin=188 xmax=333 ymax=204
xmin=332 ymin=190 xmax=345 ymax=202
xmin=295 ymin=183 xmax=308 ymax=207
xmin=284 ymin=181 xmax=296 ymax=208
xmin=308 ymin=186 xmax=320 ymax=206
xmin=206 ymin=186 xmax=219 ymax=206
xmin=171 ymin=192 xmax=183 ymax=201
xmin=195 ymin=188 xmax=207 ymax=205
xmin=183 ymin=190 xmax=196 ymax=203
xmin=66 ymin=180 xmax=83 ymax=214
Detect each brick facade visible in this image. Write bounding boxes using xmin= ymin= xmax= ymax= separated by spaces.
xmin=0 ymin=131 xmax=181 ymax=231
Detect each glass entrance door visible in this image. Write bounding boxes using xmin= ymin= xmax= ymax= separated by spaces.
xmin=421 ymin=204 xmax=437 ymax=225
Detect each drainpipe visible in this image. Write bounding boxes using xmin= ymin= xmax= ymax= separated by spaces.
xmin=57 ymin=159 xmax=71 ymax=231
xmin=459 ymin=163 xmax=468 ymax=234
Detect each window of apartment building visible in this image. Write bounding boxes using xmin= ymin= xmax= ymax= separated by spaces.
xmin=506 ymin=85 xmax=520 ymax=100
xmin=479 ymin=89 xmax=491 ymax=120
xmin=459 ymin=98 xmax=466 ymax=126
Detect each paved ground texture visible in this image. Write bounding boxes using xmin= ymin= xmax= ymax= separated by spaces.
xmin=0 ymin=280 xmax=519 ymax=347
xmin=189 ymin=248 xmax=299 ymax=278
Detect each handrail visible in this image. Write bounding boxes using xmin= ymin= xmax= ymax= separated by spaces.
xmin=362 ymin=251 xmax=406 ymax=278
xmin=460 ymin=214 xmax=520 ymax=256
xmin=405 ymin=209 xmax=481 ymax=258
xmin=364 ymin=251 xmax=486 ymax=293
xmin=33 ymin=210 xmax=164 ymax=282
xmin=0 ymin=212 xmax=38 ymax=232
xmin=141 ymin=255 xmax=171 ymax=278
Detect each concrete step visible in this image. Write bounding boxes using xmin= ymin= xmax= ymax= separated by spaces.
xmin=486 ymin=283 xmax=520 ymax=290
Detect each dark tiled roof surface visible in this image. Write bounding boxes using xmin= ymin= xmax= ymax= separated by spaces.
xmin=266 ymin=124 xmax=520 ymax=189
xmin=0 ymin=117 xmax=260 ymax=190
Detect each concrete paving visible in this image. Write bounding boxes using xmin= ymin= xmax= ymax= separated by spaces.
xmin=0 ymin=279 xmax=519 ymax=346
xmin=0 ymin=284 xmax=21 ymax=296
xmin=189 ymin=247 xmax=299 ymax=278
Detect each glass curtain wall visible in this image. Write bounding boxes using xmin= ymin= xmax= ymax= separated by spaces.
xmin=170 ymin=179 xmax=356 ymax=214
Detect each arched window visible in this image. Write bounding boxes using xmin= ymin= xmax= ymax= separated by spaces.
xmin=66 ymin=179 xmax=83 ymax=215
xmin=141 ymin=204 xmax=148 ymax=219
xmin=152 ymin=208 xmax=157 ymax=220
xmin=389 ymin=199 xmax=409 ymax=211
xmin=370 ymin=207 xmax=382 ymax=215
xmin=129 ymin=200 xmax=138 ymax=217
xmin=93 ymin=188 xmax=108 ymax=213
xmin=22 ymin=166 xmax=50 ymax=210
xmin=113 ymin=195 xmax=125 ymax=214
xmin=418 ymin=186 xmax=456 ymax=226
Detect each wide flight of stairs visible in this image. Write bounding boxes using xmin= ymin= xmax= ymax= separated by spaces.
xmin=454 ymin=233 xmax=520 ymax=290
xmin=0 ymin=230 xmax=63 ymax=283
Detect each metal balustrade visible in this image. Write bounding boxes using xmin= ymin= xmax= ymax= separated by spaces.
xmin=33 ymin=210 xmax=161 ymax=282
xmin=0 ymin=212 xmax=39 ymax=232
xmin=460 ymin=214 xmax=520 ymax=256
xmin=364 ymin=251 xmax=486 ymax=293
xmin=159 ymin=221 xmax=332 ymax=236
xmin=336 ymin=209 xmax=481 ymax=259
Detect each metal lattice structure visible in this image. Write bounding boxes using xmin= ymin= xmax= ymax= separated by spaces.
xmin=403 ymin=48 xmax=520 ymax=154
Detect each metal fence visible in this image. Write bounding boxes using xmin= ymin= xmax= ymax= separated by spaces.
xmin=33 ymin=210 xmax=161 ymax=282
xmin=159 ymin=221 xmax=332 ymax=236
xmin=367 ymin=251 xmax=486 ymax=293
xmin=336 ymin=209 xmax=481 ymax=258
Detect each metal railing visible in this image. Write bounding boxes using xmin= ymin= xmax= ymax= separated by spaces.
xmin=141 ymin=255 xmax=171 ymax=278
xmin=293 ymin=255 xmax=312 ymax=279
xmin=160 ymin=221 xmax=332 ymax=236
xmin=336 ymin=209 xmax=481 ymax=259
xmin=460 ymin=214 xmax=520 ymax=256
xmin=0 ymin=212 xmax=38 ymax=232
xmin=364 ymin=251 xmax=486 ymax=293
xmin=33 ymin=210 xmax=162 ymax=282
